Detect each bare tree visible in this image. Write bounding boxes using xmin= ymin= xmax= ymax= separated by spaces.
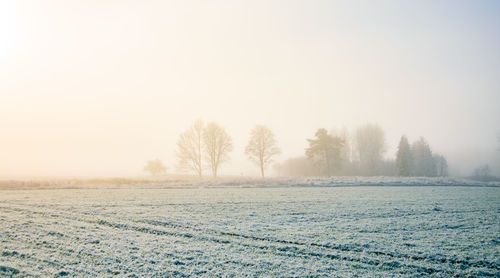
xmin=143 ymin=159 xmax=167 ymax=176
xmin=331 ymin=127 xmax=352 ymax=174
xmin=203 ymin=122 xmax=233 ymax=178
xmin=354 ymin=124 xmax=386 ymax=175
xmin=245 ymin=125 xmax=281 ymax=178
xmin=176 ymin=120 xmax=204 ymax=177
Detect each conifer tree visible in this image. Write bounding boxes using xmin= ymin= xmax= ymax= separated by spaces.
xmin=306 ymin=129 xmax=343 ymax=176
xmin=396 ymin=135 xmax=412 ymax=176
xmin=411 ymin=137 xmax=436 ymax=176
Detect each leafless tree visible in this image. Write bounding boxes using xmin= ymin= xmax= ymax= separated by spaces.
xmin=203 ymin=122 xmax=233 ymax=178
xmin=176 ymin=120 xmax=204 ymax=177
xmin=354 ymin=123 xmax=386 ymax=175
xmin=143 ymin=159 xmax=167 ymax=176
xmin=245 ymin=125 xmax=281 ymax=178
xmin=331 ymin=127 xmax=352 ymax=171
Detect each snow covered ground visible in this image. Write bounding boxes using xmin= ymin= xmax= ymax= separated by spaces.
xmin=1 ymin=176 xmax=498 ymax=190
xmin=1 ymin=185 xmax=499 ymax=276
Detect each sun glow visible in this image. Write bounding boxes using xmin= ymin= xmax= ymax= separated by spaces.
xmin=0 ymin=2 xmax=21 ymax=60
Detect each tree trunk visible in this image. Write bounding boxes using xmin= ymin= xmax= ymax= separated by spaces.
xmin=260 ymin=155 xmax=265 ymax=178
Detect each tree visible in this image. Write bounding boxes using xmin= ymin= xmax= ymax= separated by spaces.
xmin=434 ymin=154 xmax=448 ymax=177
xmin=306 ymin=128 xmax=343 ymax=176
xmin=330 ymin=127 xmax=353 ymax=174
xmin=354 ymin=124 xmax=386 ymax=175
xmin=497 ymin=131 xmax=500 ymax=151
xmin=273 ymin=162 xmax=282 ymax=177
xmin=203 ymin=122 xmax=233 ymax=178
xmin=277 ymin=156 xmax=318 ymax=177
xmin=176 ymin=120 xmax=204 ymax=177
xmin=143 ymin=159 xmax=167 ymax=176
xmin=411 ymin=137 xmax=436 ymax=176
xmin=245 ymin=125 xmax=281 ymax=178
xmin=474 ymin=164 xmax=490 ymax=179
xmin=396 ymin=135 xmax=412 ymax=176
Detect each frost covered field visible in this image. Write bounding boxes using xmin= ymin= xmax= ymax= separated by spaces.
xmin=1 ymin=185 xmax=499 ymax=277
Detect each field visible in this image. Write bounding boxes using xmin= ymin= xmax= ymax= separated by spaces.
xmin=1 ymin=184 xmax=499 ymax=277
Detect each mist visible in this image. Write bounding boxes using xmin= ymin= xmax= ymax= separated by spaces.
xmin=1 ymin=0 xmax=499 ymax=178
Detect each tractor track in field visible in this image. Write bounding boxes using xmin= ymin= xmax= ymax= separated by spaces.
xmin=1 ymin=203 xmax=498 ymax=276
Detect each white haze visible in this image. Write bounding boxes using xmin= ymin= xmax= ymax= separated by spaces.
xmin=1 ymin=0 xmax=499 ymax=177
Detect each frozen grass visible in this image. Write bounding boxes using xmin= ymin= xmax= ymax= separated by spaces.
xmin=1 ymin=185 xmax=499 ymax=277
xmin=0 ymin=176 xmax=498 ymax=190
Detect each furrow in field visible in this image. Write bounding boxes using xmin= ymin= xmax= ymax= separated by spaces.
xmin=2 ymin=203 xmax=496 ymax=276
xmin=142 ymin=219 xmax=499 ymax=273
xmin=0 ymin=205 xmax=198 ymax=276
xmin=0 ymin=208 xmax=132 ymax=276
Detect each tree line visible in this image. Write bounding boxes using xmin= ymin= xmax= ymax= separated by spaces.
xmin=275 ymin=124 xmax=448 ymax=177
xmin=144 ymin=121 xmax=448 ymax=178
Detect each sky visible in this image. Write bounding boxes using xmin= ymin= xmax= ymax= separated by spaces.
xmin=1 ymin=0 xmax=499 ymax=177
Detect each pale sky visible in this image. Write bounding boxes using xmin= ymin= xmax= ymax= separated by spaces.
xmin=1 ymin=0 xmax=499 ymax=177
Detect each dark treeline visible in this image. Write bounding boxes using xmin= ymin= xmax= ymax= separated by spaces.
xmin=275 ymin=124 xmax=448 ymax=177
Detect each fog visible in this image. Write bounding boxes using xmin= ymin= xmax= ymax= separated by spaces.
xmin=1 ymin=0 xmax=499 ymax=178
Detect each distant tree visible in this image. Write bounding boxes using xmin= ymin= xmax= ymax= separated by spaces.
xmin=411 ymin=137 xmax=436 ymax=176
xmin=278 ymin=156 xmax=318 ymax=177
xmin=434 ymin=154 xmax=448 ymax=177
xmin=331 ymin=127 xmax=352 ymax=173
xmin=378 ymin=159 xmax=398 ymax=176
xmin=143 ymin=159 xmax=167 ymax=176
xmin=245 ymin=125 xmax=281 ymax=178
xmin=306 ymin=128 xmax=343 ymax=176
xmin=497 ymin=131 xmax=500 ymax=151
xmin=497 ymin=131 xmax=500 ymax=173
xmin=176 ymin=120 xmax=204 ymax=177
xmin=474 ymin=164 xmax=490 ymax=178
xmin=272 ymin=163 xmax=282 ymax=177
xmin=203 ymin=122 xmax=233 ymax=178
xmin=396 ymin=135 xmax=412 ymax=176
xmin=354 ymin=124 xmax=386 ymax=175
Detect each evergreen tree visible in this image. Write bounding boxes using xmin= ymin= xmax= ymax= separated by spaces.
xmin=411 ymin=137 xmax=436 ymax=176
xmin=396 ymin=135 xmax=412 ymax=176
xmin=306 ymin=129 xmax=343 ymax=176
